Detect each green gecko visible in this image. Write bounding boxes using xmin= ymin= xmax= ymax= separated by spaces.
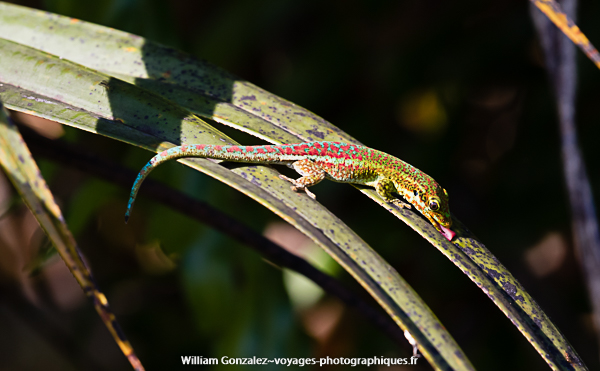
xmin=125 ymin=141 xmax=456 ymax=241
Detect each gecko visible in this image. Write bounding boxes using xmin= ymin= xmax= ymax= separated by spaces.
xmin=124 ymin=141 xmax=456 ymax=241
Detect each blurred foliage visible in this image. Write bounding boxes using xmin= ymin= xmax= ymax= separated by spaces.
xmin=0 ymin=0 xmax=599 ymax=370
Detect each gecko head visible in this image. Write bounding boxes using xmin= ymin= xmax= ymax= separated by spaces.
xmin=415 ymin=186 xmax=455 ymax=241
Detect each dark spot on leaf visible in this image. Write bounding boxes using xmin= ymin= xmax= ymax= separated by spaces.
xmin=460 ymin=245 xmax=476 ymax=256
xmin=487 ymin=269 xmax=502 ymax=279
xmin=306 ymin=129 xmax=325 ymax=139
xmin=502 ymin=282 xmax=524 ymax=302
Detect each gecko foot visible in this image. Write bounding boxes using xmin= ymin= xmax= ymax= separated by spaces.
xmin=391 ymin=199 xmax=411 ymax=209
xmin=279 ymin=174 xmax=295 ymax=184
xmin=279 ymin=175 xmax=316 ymax=199
xmin=303 ymin=187 xmax=316 ymax=199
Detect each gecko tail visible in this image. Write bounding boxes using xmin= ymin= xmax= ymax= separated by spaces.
xmin=124 ymin=144 xmax=225 ymax=222
xmin=124 ymin=142 xmax=296 ymax=222
xmin=124 ymin=177 xmax=141 ymax=223
xmin=124 ymin=147 xmax=186 ymax=222
xmin=125 ymin=158 xmax=161 ymax=222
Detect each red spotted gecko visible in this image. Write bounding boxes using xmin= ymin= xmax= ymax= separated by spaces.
xmin=125 ymin=142 xmax=456 ymax=241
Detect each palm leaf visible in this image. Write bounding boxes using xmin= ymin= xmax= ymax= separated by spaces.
xmin=0 ymin=33 xmax=472 ymax=371
xmin=0 ymin=1 xmax=594 ymax=369
xmin=0 ymin=102 xmax=144 ymax=371
xmin=530 ymin=0 xmax=600 ymax=69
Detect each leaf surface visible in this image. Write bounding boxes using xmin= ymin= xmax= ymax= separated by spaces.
xmin=0 ymin=32 xmax=472 ymax=370
xmin=0 ymin=100 xmax=145 ymax=371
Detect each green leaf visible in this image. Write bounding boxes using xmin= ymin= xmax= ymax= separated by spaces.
xmin=0 ymin=100 xmax=144 ymax=371
xmin=0 ymin=1 xmax=347 ymax=144
xmin=0 ymin=35 xmax=472 ymax=370
xmin=0 ymin=2 xmax=591 ymax=369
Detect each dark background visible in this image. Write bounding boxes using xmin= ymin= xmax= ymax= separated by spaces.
xmin=1 ymin=0 xmax=600 ymax=370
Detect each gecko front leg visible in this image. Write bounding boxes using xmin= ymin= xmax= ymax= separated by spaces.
xmin=279 ymin=159 xmax=326 ymax=199
xmin=375 ymin=178 xmax=411 ymax=209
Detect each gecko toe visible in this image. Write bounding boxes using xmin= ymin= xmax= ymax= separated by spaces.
xmin=392 ymin=200 xmax=411 ymax=209
xmin=279 ymin=174 xmax=294 ymax=183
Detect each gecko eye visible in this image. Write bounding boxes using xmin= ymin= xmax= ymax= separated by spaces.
xmin=429 ymin=199 xmax=440 ymax=211
xmin=413 ymin=190 xmax=418 ymax=197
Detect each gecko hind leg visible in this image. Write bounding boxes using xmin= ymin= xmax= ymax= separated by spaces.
xmin=375 ymin=178 xmax=411 ymax=209
xmin=279 ymin=159 xmax=326 ymax=199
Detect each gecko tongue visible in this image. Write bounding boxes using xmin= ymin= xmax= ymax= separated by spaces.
xmin=439 ymin=225 xmax=456 ymax=241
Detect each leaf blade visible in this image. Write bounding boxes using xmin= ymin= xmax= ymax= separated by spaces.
xmin=0 ymin=35 xmax=474 ymax=370
xmin=530 ymin=0 xmax=600 ymax=70
xmin=0 ymin=101 xmax=145 ymax=371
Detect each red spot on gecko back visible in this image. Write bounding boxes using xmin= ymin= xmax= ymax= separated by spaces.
xmin=215 ymin=145 xmax=222 ymax=151
xmin=266 ymin=146 xmax=275 ymax=153
xmin=196 ymin=144 xmax=205 ymax=150
xmin=292 ymin=144 xmax=309 ymax=155
xmin=308 ymin=147 xmax=319 ymax=156
xmin=256 ymin=147 xmax=266 ymax=154
xmin=160 ymin=150 xmax=168 ymax=157
xmin=283 ymin=146 xmax=293 ymax=155
xmin=226 ymin=146 xmax=240 ymax=152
